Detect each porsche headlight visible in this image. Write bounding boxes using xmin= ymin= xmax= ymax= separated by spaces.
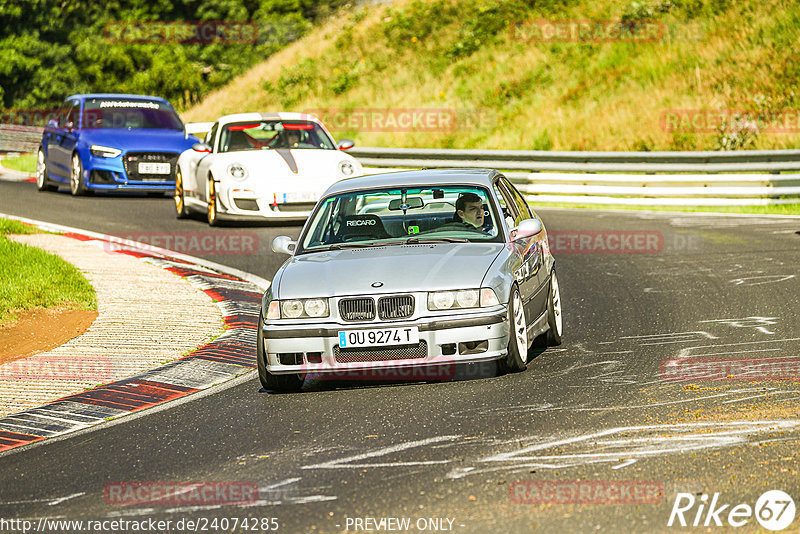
xmin=339 ymin=160 xmax=355 ymax=176
xmin=272 ymin=298 xmax=330 ymax=319
xmin=90 ymin=145 xmax=121 ymax=158
xmin=227 ymin=163 xmax=248 ymax=179
xmin=428 ymin=288 xmax=498 ymax=311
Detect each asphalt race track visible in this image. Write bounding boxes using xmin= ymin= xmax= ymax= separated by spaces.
xmin=1 ymin=179 xmax=799 ymax=533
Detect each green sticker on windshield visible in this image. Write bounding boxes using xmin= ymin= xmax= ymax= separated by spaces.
xmin=408 ymin=226 xmax=420 ymax=235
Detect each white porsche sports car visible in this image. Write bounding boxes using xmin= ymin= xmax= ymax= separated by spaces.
xmin=174 ymin=112 xmax=363 ymax=225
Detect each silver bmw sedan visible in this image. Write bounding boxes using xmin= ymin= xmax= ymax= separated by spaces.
xmin=258 ymin=168 xmax=562 ymax=392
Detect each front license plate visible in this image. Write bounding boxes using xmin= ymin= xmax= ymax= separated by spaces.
xmin=278 ymin=191 xmax=318 ymax=203
xmin=138 ymin=162 xmax=171 ymax=174
xmin=338 ymin=327 xmax=420 ymax=348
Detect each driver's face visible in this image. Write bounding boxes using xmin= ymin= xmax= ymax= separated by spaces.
xmin=458 ymin=201 xmax=484 ymax=228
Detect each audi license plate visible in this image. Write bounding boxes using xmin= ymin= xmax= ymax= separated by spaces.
xmin=338 ymin=327 xmax=419 ymax=348
xmin=138 ymin=162 xmax=171 ymax=174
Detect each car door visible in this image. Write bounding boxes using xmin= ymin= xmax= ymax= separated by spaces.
xmin=45 ymin=100 xmax=74 ymax=179
xmin=503 ymin=176 xmax=549 ymax=319
xmin=49 ymin=99 xmax=81 ymax=179
xmin=494 ymin=177 xmax=543 ymax=326
xmin=193 ymin=122 xmax=218 ymax=201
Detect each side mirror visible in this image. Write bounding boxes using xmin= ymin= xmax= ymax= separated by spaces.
xmin=337 ymin=139 xmax=355 ymax=151
xmin=192 ymin=142 xmax=212 ymax=153
xmin=272 ymin=236 xmax=297 ymax=255
xmin=510 ymin=218 xmax=543 ymax=241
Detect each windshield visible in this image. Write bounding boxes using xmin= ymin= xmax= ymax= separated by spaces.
xmin=82 ymin=98 xmax=183 ymax=130
xmin=299 ymin=186 xmax=502 ymax=253
xmin=218 ymin=120 xmax=335 ymax=152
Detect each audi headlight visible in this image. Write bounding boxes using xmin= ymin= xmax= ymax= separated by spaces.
xmin=428 ymin=288 xmax=499 ymax=311
xmin=227 ymin=163 xmax=248 ymax=179
xmin=270 ymin=298 xmax=330 ymax=319
xmin=339 ymin=160 xmax=355 ymax=176
xmin=90 ymin=145 xmax=121 ymax=158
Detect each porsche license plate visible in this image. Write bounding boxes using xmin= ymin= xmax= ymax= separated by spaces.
xmin=138 ymin=162 xmax=171 ymax=174
xmin=338 ymin=327 xmax=419 ymax=348
xmin=277 ymin=191 xmax=317 ymax=203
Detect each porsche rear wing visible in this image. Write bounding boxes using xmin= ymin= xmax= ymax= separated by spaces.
xmin=185 ymin=122 xmax=214 ymax=138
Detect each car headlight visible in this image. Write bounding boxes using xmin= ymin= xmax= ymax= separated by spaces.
xmin=428 ymin=288 xmax=498 ymax=311
xmin=269 ymin=298 xmax=330 ymax=319
xmin=339 ymin=160 xmax=355 ymax=176
xmin=90 ymin=145 xmax=121 ymax=158
xmin=227 ymin=163 xmax=248 ymax=179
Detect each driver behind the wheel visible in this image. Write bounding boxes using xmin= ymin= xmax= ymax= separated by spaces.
xmin=284 ymin=130 xmax=301 ymax=148
xmin=454 ymin=192 xmax=485 ymax=228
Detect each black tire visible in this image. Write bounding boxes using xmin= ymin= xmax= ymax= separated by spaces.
xmin=498 ymin=285 xmax=528 ymax=374
xmin=174 ymin=169 xmax=189 ymax=219
xmin=69 ymin=153 xmax=87 ymax=196
xmin=545 ymin=269 xmax=563 ymax=346
xmin=207 ymin=177 xmax=219 ymax=226
xmin=257 ymin=312 xmax=303 ymax=393
xmin=35 ymin=147 xmax=56 ymax=192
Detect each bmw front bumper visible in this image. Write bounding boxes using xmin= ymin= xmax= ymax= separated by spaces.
xmin=261 ymin=308 xmax=509 ymax=376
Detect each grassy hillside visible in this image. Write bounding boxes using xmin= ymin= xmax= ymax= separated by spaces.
xmin=185 ymin=0 xmax=800 ymax=151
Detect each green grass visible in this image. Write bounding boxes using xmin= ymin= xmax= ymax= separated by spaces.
xmin=1 ymin=154 xmax=36 ymax=174
xmin=0 ymin=218 xmax=96 ymax=324
xmin=531 ymin=202 xmax=800 ymax=216
xmin=0 ymin=218 xmax=39 ymax=235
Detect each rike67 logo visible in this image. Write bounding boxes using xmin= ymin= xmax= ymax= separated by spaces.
xmin=668 ymin=490 xmax=796 ymax=530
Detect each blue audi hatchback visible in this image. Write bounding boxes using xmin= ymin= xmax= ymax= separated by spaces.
xmin=35 ymin=94 xmax=198 ymax=195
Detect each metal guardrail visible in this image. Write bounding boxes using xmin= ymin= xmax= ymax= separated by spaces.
xmin=2 ymin=130 xmax=798 ymax=205
xmin=350 ymin=146 xmax=800 ymax=164
xmin=351 ymin=147 xmax=800 ymax=206
xmin=0 ymin=125 xmax=42 ymax=153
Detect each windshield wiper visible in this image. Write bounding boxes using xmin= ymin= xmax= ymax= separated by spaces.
xmin=326 ymin=243 xmax=375 ymax=250
xmin=404 ymin=237 xmax=470 ymax=244
xmin=326 ymin=241 xmax=403 ymax=250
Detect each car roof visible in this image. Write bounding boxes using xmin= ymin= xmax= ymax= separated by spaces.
xmin=66 ymin=94 xmax=171 ymax=104
xmin=215 ymin=112 xmax=322 ymax=125
xmin=324 ymin=169 xmax=501 ymax=196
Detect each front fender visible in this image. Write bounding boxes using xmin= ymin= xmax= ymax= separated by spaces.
xmin=480 ymin=248 xmax=515 ymax=305
xmin=176 ymin=149 xmax=206 ymax=194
